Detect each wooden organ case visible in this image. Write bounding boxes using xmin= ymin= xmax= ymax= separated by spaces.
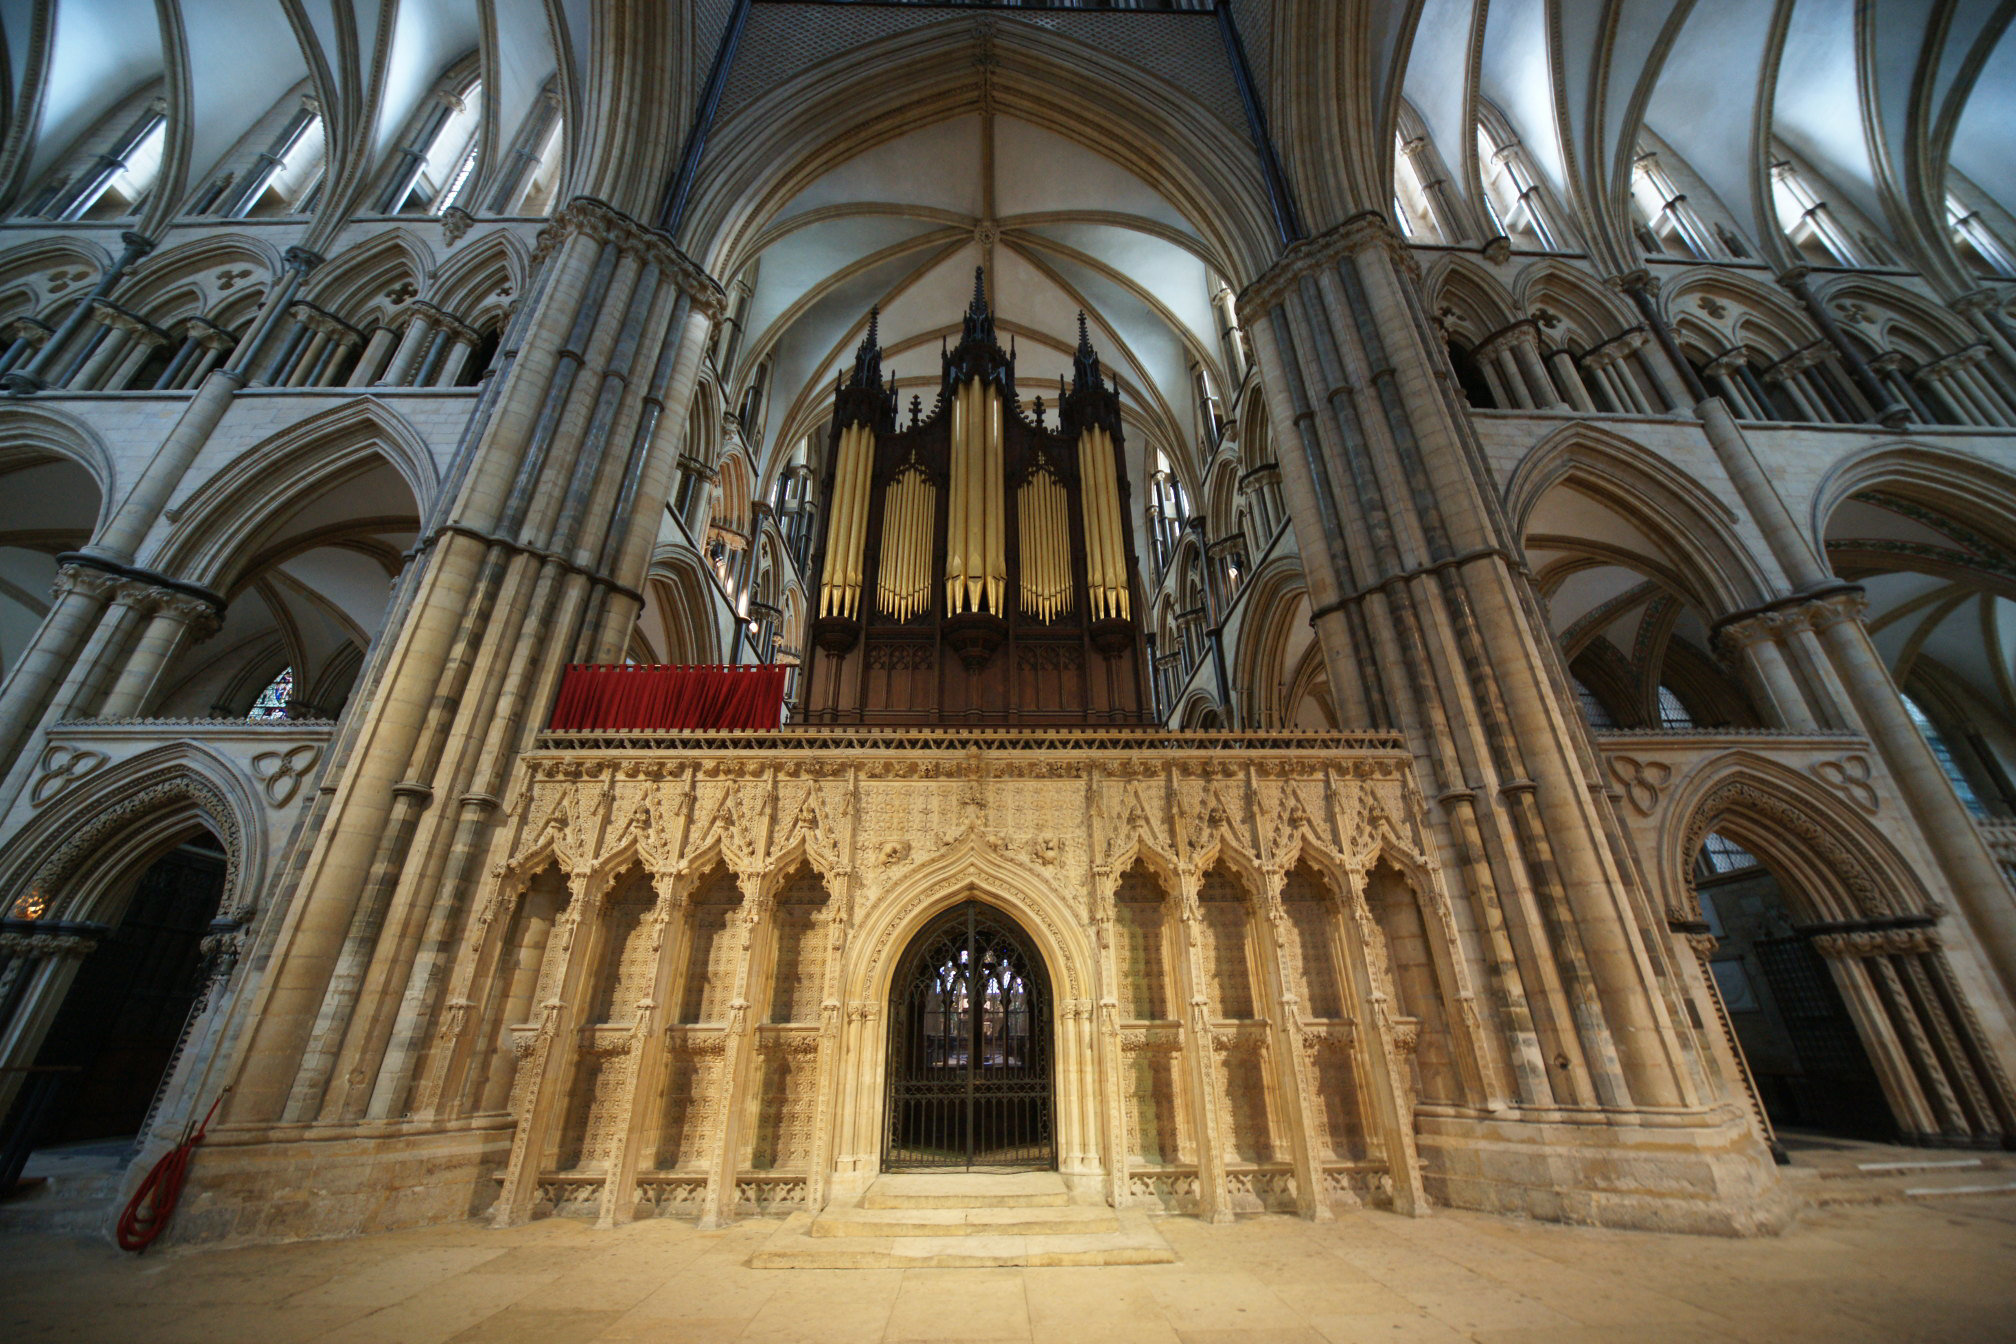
xmin=803 ymin=273 xmax=1149 ymax=725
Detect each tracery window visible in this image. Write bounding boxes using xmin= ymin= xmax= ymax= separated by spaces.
xmin=1656 ymin=684 xmax=1694 ymax=729
xmin=1393 ymin=134 xmax=1446 ymax=243
xmin=1629 ymin=152 xmax=1716 ymax=260
xmin=249 ymin=667 xmax=295 ymax=721
xmin=1573 ymin=678 xmax=1616 ymax=728
xmin=217 ymin=101 xmax=327 ymax=218
xmin=381 ymin=80 xmax=484 ymax=215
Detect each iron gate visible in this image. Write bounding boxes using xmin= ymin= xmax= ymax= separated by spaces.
xmin=885 ymin=900 xmax=1054 ymax=1170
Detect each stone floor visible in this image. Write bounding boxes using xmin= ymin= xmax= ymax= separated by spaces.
xmin=6 ymin=1188 xmax=2016 ymax=1344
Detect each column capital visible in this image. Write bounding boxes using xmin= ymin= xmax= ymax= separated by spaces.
xmin=1236 ymin=210 xmax=1415 ymax=322
xmin=1605 ymin=268 xmax=1659 ymax=297
xmin=281 ymin=245 xmax=325 ymax=274
xmin=1951 ymin=288 xmax=2009 ymax=317
xmin=532 ymin=196 xmax=728 ymax=320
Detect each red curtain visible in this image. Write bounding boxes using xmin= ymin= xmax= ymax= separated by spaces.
xmin=548 ymin=664 xmax=789 ymax=731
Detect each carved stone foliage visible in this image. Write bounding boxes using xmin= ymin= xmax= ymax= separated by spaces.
xmin=1680 ymin=778 xmax=1908 ymax=923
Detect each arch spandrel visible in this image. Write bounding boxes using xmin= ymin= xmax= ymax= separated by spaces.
xmin=852 ymin=833 xmax=1092 ymax=1008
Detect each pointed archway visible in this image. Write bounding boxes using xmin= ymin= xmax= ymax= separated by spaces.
xmin=884 ymin=898 xmax=1054 ymax=1172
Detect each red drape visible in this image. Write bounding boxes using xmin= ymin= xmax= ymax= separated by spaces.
xmin=548 ymin=664 xmax=789 ymax=731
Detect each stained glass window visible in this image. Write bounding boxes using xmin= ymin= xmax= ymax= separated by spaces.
xmin=249 ymin=667 xmax=294 ymax=721
xmin=1657 ymin=685 xmax=1694 ymax=729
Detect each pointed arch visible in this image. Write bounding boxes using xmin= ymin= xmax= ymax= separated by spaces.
xmin=151 ymin=398 xmax=437 ymax=588
xmin=1507 ymin=420 xmax=1772 ymax=615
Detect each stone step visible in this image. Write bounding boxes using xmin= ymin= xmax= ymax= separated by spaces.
xmin=859 ymin=1171 xmax=1073 ymax=1210
xmin=1790 ymin=1162 xmax=2016 ymax=1207
xmin=749 ymin=1208 xmax=1177 ymax=1269
xmin=810 ymin=1202 xmax=1121 ymax=1238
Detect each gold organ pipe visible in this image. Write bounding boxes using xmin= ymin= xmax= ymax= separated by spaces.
xmin=1082 ymin=426 xmax=1128 ymax=621
xmin=1107 ymin=430 xmax=1131 ymax=619
xmin=909 ymin=470 xmax=925 ymax=618
xmin=965 ymin=380 xmax=983 ymax=612
xmin=946 ymin=383 xmax=966 ymax=612
xmin=849 ymin=424 xmax=872 ymax=615
xmin=1018 ymin=470 xmax=1073 ymax=622
xmin=821 ymin=423 xmax=869 ymax=619
xmin=818 ymin=425 xmax=842 ymax=617
xmin=1080 ymin=429 xmax=1103 ymax=619
xmin=986 ymin=385 xmax=1004 ymax=615
xmin=904 ymin=469 xmax=915 ymax=618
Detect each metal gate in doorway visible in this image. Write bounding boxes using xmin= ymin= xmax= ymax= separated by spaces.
xmin=884 ymin=900 xmax=1053 ymax=1171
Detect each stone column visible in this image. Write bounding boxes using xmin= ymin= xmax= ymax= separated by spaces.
xmin=1236 ymin=214 xmax=1703 ymax=1116
xmin=700 ymin=874 xmax=773 ymax=1228
xmin=227 ymin=199 xmax=721 ymax=1130
xmin=0 ymin=564 xmax=120 ymax=770
xmin=1712 ymin=613 xmax=1819 ymax=731
xmin=1779 ymin=266 xmax=1909 ymax=427
xmin=1340 ymin=875 xmax=1428 ymax=1215
xmin=97 ymin=591 xmax=223 ymax=718
xmin=0 ymin=317 xmax=53 ymax=377
xmin=1807 ymin=593 xmax=2016 ymax=997
xmin=801 ymin=861 xmax=855 ymax=1211
xmin=67 ymin=302 xmax=134 ymax=390
xmin=43 ymin=578 xmax=154 ymax=722
xmin=595 ymin=870 xmax=688 ymax=1228
xmin=1170 ymin=869 xmax=1231 ymax=1221
xmin=1952 ymin=289 xmax=2016 ymax=383
xmin=1253 ymin=870 xmax=1333 ymax=1220
xmin=492 ymin=870 xmax=607 ymax=1227
xmin=3 ymin=231 xmax=153 ymax=394
xmin=375 ymin=309 xmax=439 ymax=386
xmin=1399 ymin=136 xmax=1470 ymax=243
xmin=349 ymin=325 xmax=399 ymax=386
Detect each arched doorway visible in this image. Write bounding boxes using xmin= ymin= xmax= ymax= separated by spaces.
xmin=1691 ymin=831 xmax=1893 ymax=1142
xmin=885 ymin=900 xmax=1053 ymax=1172
xmin=21 ymin=829 xmax=228 ymax=1147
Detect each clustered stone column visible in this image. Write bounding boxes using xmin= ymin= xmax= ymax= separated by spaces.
xmin=0 ymin=562 xmax=224 ymax=813
xmin=1691 ymin=393 xmax=2016 ymax=1000
xmin=223 ymin=197 xmax=722 ymax=1135
xmin=0 ymin=919 xmax=105 ymax=1121
xmin=1810 ymin=926 xmax=2016 ymax=1145
xmin=1238 ymin=212 xmax=1714 ymax=1124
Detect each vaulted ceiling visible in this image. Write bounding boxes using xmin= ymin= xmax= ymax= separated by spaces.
xmin=1330 ymin=0 xmax=2016 ymax=278
xmin=729 ymin=110 xmax=1227 ymax=491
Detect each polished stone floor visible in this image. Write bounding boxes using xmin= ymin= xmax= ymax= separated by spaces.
xmin=5 ymin=1191 xmax=2015 ymax=1344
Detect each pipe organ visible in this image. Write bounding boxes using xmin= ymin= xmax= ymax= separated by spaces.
xmin=805 ymin=273 xmax=1149 ymax=724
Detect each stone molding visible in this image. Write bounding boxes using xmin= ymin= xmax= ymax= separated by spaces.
xmin=533 ymin=196 xmax=728 ymax=320
xmin=1236 ymin=211 xmax=1416 ymax=321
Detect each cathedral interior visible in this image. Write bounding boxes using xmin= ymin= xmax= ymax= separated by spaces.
xmin=2 ymin=0 xmax=2016 ymax=1278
